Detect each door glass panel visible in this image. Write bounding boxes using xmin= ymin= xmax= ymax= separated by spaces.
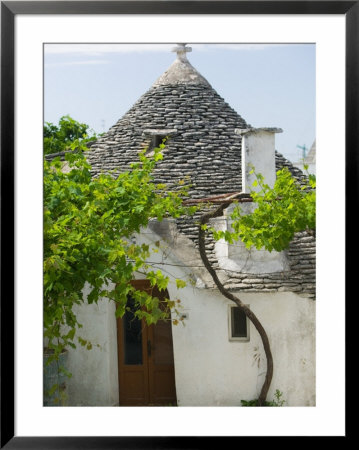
xmin=154 ymin=320 xmax=174 ymax=365
xmin=123 ymin=296 xmax=143 ymax=365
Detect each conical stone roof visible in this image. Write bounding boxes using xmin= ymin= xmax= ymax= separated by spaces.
xmin=87 ymin=46 xmax=250 ymax=198
xmin=88 ymin=46 xmax=305 ymax=196
xmin=85 ymin=45 xmax=315 ymax=298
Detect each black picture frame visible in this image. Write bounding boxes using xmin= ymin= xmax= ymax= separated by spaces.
xmin=1 ymin=1 xmax=354 ymax=447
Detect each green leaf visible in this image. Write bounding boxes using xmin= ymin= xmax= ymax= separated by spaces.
xmin=59 ymin=365 xmax=72 ymax=378
xmin=115 ymin=303 xmax=126 ymax=318
xmin=47 ymin=383 xmax=59 ymax=396
xmin=175 ymin=279 xmax=187 ymax=289
xmin=65 ymin=328 xmax=76 ymax=341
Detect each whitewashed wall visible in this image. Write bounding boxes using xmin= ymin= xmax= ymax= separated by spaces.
xmin=169 ymin=287 xmax=315 ymax=406
xmin=66 ymin=285 xmax=119 ymax=406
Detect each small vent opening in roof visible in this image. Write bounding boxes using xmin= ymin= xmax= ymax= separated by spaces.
xmin=143 ymin=128 xmax=178 ymax=156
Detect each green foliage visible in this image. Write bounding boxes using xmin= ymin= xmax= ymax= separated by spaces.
xmin=175 ymin=279 xmax=187 ymax=289
xmin=241 ymin=389 xmax=286 ymax=407
xmin=44 ymin=115 xmax=98 ymax=155
xmin=212 ymin=167 xmax=316 ymax=252
xmin=44 ymin=140 xmax=195 ymax=362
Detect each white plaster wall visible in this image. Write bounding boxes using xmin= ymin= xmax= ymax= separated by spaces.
xmin=170 ymin=288 xmax=315 ymax=406
xmin=211 ymin=208 xmax=289 ymax=274
xmin=66 ymin=285 xmax=119 ymax=406
xmin=241 ymin=130 xmax=276 ymax=193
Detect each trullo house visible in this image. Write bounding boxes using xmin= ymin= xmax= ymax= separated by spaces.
xmin=61 ymin=44 xmax=315 ymax=407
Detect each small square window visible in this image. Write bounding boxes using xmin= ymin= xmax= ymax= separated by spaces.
xmin=228 ymin=305 xmax=250 ymax=341
xmin=142 ymin=129 xmax=177 ymax=156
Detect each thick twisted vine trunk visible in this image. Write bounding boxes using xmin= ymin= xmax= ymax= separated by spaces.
xmin=198 ymin=203 xmax=273 ymax=406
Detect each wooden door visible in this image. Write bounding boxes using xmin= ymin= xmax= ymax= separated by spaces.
xmin=117 ymin=280 xmax=177 ymax=406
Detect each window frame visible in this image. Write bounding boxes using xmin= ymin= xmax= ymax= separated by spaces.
xmin=228 ymin=304 xmax=250 ymax=342
xmin=142 ymin=128 xmax=178 ymax=156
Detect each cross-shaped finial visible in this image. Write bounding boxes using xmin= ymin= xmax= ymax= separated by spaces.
xmin=171 ymin=43 xmax=192 ymax=61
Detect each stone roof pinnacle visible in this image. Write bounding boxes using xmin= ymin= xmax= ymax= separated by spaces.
xmin=171 ymin=43 xmax=192 ymax=62
xmin=153 ymin=43 xmax=210 ymax=87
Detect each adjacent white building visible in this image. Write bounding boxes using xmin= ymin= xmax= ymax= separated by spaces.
xmin=293 ymin=140 xmax=316 ymax=175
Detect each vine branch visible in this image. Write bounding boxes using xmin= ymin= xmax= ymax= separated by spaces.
xmin=198 ymin=202 xmax=273 ymax=406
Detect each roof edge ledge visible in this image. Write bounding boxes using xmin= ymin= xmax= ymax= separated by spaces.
xmin=143 ymin=128 xmax=178 ymax=136
xmin=235 ymin=127 xmax=283 ymax=136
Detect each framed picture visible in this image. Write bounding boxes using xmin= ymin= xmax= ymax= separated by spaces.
xmin=1 ymin=1 xmax=354 ymax=447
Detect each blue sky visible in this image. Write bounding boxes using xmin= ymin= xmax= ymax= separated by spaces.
xmin=44 ymin=43 xmax=315 ymax=163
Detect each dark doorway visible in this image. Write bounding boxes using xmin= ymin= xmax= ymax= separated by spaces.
xmin=117 ymin=280 xmax=177 ymax=406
